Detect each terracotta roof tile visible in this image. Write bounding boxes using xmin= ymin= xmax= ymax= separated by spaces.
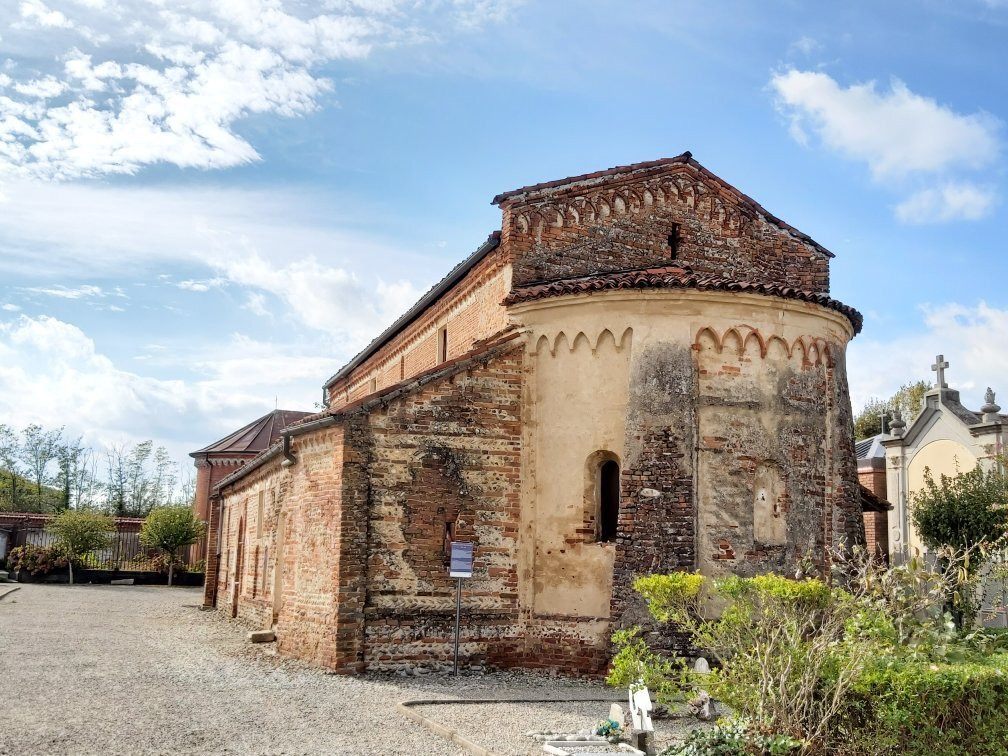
xmin=190 ymin=409 xmax=313 ymax=457
xmin=503 ymin=265 xmax=863 ymax=334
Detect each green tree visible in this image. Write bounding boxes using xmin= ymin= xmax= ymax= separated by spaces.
xmin=911 ymin=461 xmax=1008 ymax=627
xmin=853 ymin=380 xmax=931 ymax=439
xmin=140 ymin=506 xmax=206 ymax=586
xmin=0 ymin=423 xmax=23 ymax=511
xmin=56 ymin=436 xmax=98 ymax=511
xmin=105 ymin=441 xmax=179 ymax=517
xmin=19 ymin=423 xmax=63 ymax=511
xmin=47 ymin=509 xmax=114 ymax=585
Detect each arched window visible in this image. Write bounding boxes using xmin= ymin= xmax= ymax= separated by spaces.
xmin=599 ymin=459 xmax=620 ymax=542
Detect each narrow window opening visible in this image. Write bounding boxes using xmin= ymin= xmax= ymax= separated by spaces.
xmin=256 ymin=490 xmax=264 ymax=538
xmin=369 ymin=377 xmax=377 ymax=393
xmin=399 ymin=355 xmax=405 ymax=380
xmin=667 ymin=223 xmax=680 ymax=260
xmin=600 ymin=460 xmax=620 ymax=542
xmin=438 ymin=325 xmax=448 ymax=363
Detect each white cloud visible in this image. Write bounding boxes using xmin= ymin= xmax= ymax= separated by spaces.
xmin=19 ymin=0 xmax=73 ymax=29
xmin=848 ymin=301 xmax=1008 ymax=414
xmin=24 ymin=283 xmax=106 ymax=298
xmin=895 ymin=182 xmax=997 ymax=223
xmin=0 ymin=179 xmax=423 ymax=347
xmin=177 ymin=277 xmax=227 ymax=292
xmin=1 ymin=304 xmax=22 ymax=312
xmin=213 ymin=248 xmax=419 ymax=342
xmin=770 ymin=69 xmax=1002 ymax=223
xmin=770 ymin=69 xmax=1001 ymax=180
xmin=243 ymin=291 xmax=270 ymax=317
xmin=0 ymin=313 xmax=332 ymax=462
xmin=0 ymin=0 xmax=520 ymax=179
xmin=788 ymin=36 xmax=820 ymax=57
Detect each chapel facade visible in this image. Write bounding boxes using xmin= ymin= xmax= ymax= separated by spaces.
xmin=200 ymin=153 xmax=865 ymax=674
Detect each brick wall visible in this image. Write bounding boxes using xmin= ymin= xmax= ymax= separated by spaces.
xmin=695 ymin=329 xmax=861 ymax=578
xmin=212 ymin=428 xmax=350 ymax=668
xmin=355 ymin=344 xmax=524 ymax=671
xmin=499 ymin=163 xmax=830 ymax=292
xmin=858 ymin=467 xmax=887 ymax=499
xmin=863 ymin=511 xmax=889 ymax=560
xmin=211 ymin=342 xmax=525 ymax=673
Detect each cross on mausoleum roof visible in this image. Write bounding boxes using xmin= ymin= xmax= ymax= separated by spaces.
xmin=931 ymin=354 xmax=949 ymax=389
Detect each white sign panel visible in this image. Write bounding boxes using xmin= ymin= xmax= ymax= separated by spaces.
xmin=449 ymin=541 xmax=473 ymax=578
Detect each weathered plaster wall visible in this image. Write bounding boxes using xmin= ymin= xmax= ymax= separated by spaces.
xmin=526 ymin=326 xmax=631 ymax=619
xmin=904 ymin=438 xmax=976 ymax=555
xmin=510 ymin=288 xmax=859 ymax=665
xmin=498 ymin=163 xmax=830 ymax=292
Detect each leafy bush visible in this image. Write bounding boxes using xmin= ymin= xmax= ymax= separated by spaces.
xmin=910 ymin=462 xmax=1008 ymax=628
xmin=140 ymin=506 xmax=205 ymax=585
xmin=635 ymin=572 xmax=705 ymax=624
xmin=7 ymin=544 xmax=68 ymax=576
xmin=48 ymin=508 xmax=114 ymax=584
xmin=665 ymin=717 xmax=802 ymax=756
xmin=614 ymin=548 xmax=1008 ymax=753
xmin=607 ymin=627 xmax=686 ymax=705
xmin=833 ymin=654 xmax=1008 ymax=756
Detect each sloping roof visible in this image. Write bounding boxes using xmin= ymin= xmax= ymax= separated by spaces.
xmin=859 ymin=484 xmax=892 ymax=513
xmin=216 ymin=331 xmax=523 ymax=493
xmin=323 ymin=231 xmax=502 ymax=389
xmin=491 ymin=151 xmax=834 ymax=259
xmin=504 ymin=265 xmax=863 ymax=334
xmin=855 ymin=433 xmax=888 ymax=461
xmin=190 ymin=409 xmax=313 ymax=457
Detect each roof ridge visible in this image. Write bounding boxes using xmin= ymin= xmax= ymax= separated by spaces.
xmin=491 ymin=152 xmax=833 ymax=259
xmin=323 ymin=231 xmax=502 ymax=389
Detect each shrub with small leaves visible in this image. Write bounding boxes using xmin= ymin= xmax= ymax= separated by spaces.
xmin=7 ymin=544 xmax=68 ymax=576
xmin=140 ymin=506 xmax=205 ymax=586
xmin=607 ymin=627 xmax=686 ymax=705
xmin=665 ymin=717 xmax=802 ymax=756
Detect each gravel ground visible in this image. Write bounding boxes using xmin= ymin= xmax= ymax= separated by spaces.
xmin=0 ymin=584 xmax=701 ymax=755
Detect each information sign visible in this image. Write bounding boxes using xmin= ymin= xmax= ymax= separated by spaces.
xmin=449 ymin=541 xmax=473 ymax=578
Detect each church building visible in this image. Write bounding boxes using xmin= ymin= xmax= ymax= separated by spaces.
xmin=199 ymin=152 xmax=865 ymax=674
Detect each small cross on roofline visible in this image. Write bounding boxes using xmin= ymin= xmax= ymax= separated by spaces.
xmin=931 ymin=354 xmax=949 ymax=389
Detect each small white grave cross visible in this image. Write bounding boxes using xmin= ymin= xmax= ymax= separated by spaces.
xmin=931 ymin=354 xmax=949 ymax=389
xmin=628 ymin=685 xmax=654 ymax=732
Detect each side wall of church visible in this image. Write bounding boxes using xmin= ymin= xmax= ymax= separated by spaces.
xmin=352 ymin=345 xmax=525 ymax=671
xmin=499 ymin=163 xmax=830 ymax=292
xmin=325 ymin=247 xmax=512 ymax=409
xmin=213 ymin=427 xmax=351 ymax=669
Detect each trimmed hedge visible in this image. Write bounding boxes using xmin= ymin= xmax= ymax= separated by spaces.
xmin=835 ymin=653 xmax=1008 ymax=755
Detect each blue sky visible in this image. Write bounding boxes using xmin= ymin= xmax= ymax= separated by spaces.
xmin=0 ymin=0 xmax=1005 ymax=468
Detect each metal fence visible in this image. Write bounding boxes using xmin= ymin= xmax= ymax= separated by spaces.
xmin=5 ymin=517 xmax=203 ymax=572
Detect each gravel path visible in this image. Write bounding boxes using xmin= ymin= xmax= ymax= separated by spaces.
xmin=0 ymin=584 xmax=700 ymax=755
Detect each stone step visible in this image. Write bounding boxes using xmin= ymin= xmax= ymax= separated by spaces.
xmin=248 ymin=630 xmax=276 ymax=643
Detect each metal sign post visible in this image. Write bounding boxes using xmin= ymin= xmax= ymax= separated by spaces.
xmin=448 ymin=541 xmax=473 ymax=676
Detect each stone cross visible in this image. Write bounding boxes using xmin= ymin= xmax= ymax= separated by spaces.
xmin=931 ymin=354 xmax=949 ymax=388
xmin=629 ymin=686 xmax=654 ymax=732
